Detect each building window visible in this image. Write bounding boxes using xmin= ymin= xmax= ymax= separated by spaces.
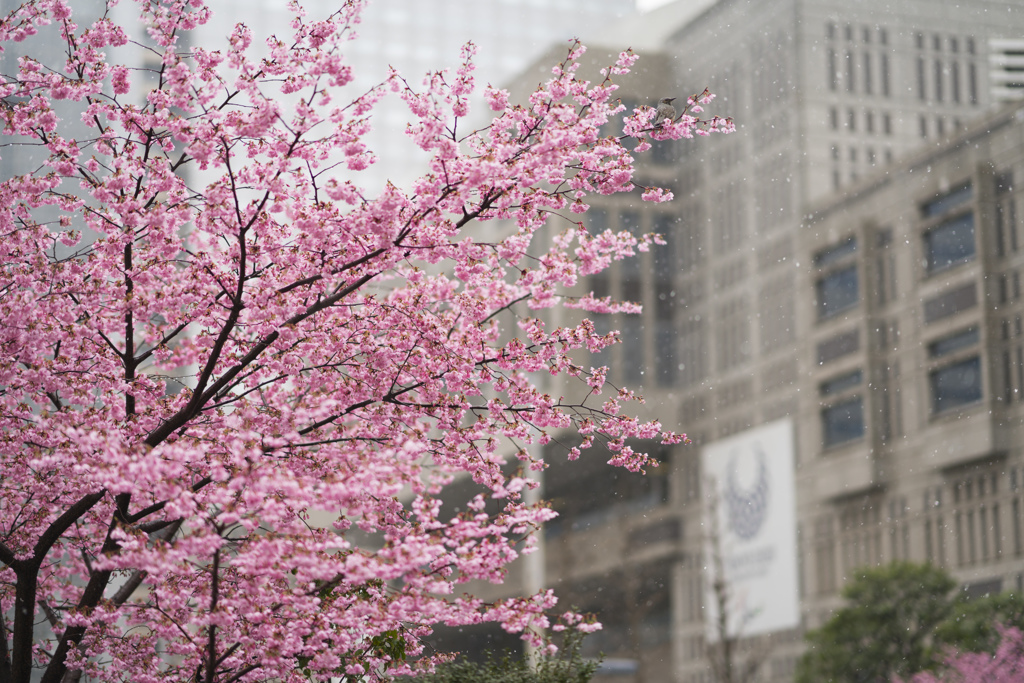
xmin=821 ymin=369 xmax=863 ymax=395
xmin=621 ymin=315 xmax=644 ymax=385
xmin=929 ymin=326 xmax=983 ymax=414
xmin=951 ymin=62 xmax=961 ymax=103
xmin=924 ymin=214 xmax=975 ymax=271
xmin=847 ymin=108 xmax=856 ymax=131
xmin=655 ymin=323 xmax=676 ymax=387
xmin=817 ymin=265 xmax=859 ymax=319
xmin=923 ymin=183 xmax=972 ymax=217
xmin=822 ymin=397 xmax=866 ymax=447
xmin=863 ymin=52 xmax=873 ymax=94
xmin=969 ymin=62 xmax=978 ymax=104
xmin=653 ymin=215 xmax=676 ymax=387
xmin=995 ymin=173 xmax=1018 ymax=256
xmin=620 ymin=209 xmax=642 ymax=235
xmin=846 ymin=51 xmax=855 ymax=92
xmin=830 ymin=106 xmax=839 ymax=130
xmin=828 ymin=49 xmax=838 ymax=90
xmin=651 ymin=137 xmax=675 ymax=165
xmin=930 ymin=356 xmax=982 ymax=413
xmin=934 ymin=59 xmax=944 ymax=102
xmin=917 ymin=57 xmax=927 ymax=100
xmin=815 ymin=236 xmax=858 ymax=267
xmin=883 ymin=112 xmax=892 ymax=135
xmin=881 ymin=53 xmax=891 ymax=96
xmin=922 ymin=183 xmax=976 ymax=273
xmin=928 ymin=326 xmax=979 ymax=357
xmin=919 ymin=115 xmax=928 ymax=138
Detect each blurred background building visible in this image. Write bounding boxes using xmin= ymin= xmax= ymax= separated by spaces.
xmin=461 ymin=1 xmax=1024 ymax=682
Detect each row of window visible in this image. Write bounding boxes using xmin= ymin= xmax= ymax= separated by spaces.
xmin=830 ymin=148 xmax=896 ymax=190
xmin=815 ymin=183 xmax=977 ymax=325
xmin=825 ymin=22 xmax=888 ymax=45
xmin=819 ymin=335 xmax=981 ymax=446
xmin=915 ymin=56 xmax=979 ymax=105
xmin=827 ymin=47 xmax=891 ymax=97
xmin=828 ymin=106 xmax=893 ymax=135
xmin=919 ymin=114 xmax=966 ymax=140
xmin=815 ymin=496 xmax=1023 ymax=593
xmin=915 ymin=33 xmax=977 ymax=55
xmin=831 ymin=144 xmax=893 ymax=165
xmin=815 ymin=182 xmax=989 ymax=447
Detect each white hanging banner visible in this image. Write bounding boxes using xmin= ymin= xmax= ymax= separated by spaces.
xmin=701 ymin=418 xmax=800 ymax=639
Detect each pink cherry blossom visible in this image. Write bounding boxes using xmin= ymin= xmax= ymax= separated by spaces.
xmin=905 ymin=627 xmax=1024 ymax=683
xmin=0 ymin=1 xmax=725 ymax=681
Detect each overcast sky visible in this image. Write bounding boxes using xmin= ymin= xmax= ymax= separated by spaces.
xmin=637 ymin=0 xmax=677 ymax=10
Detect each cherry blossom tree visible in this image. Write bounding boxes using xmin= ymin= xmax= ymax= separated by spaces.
xmin=907 ymin=627 xmax=1024 ymax=683
xmin=0 ymin=1 xmax=729 ymax=681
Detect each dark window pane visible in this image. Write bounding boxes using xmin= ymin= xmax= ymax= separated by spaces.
xmin=621 ymin=316 xmax=644 ymax=384
xmin=620 ymin=209 xmax=642 ymax=235
xmin=591 ymin=315 xmax=613 ymax=369
xmin=931 ymin=356 xmax=982 ymax=413
xmin=929 ymin=327 xmax=979 ymax=358
xmin=969 ymin=62 xmax=978 ymax=104
xmin=925 ymin=213 xmax=975 ymax=271
xmin=652 ymin=214 xmax=677 ymax=274
xmin=821 ymin=369 xmax=863 ymax=396
xmin=817 ymin=265 xmax=859 ymax=319
xmin=588 ymin=207 xmax=609 ymax=233
xmin=656 ymin=324 xmax=676 ymax=387
xmin=822 ymin=397 xmax=865 ymax=446
xmin=651 ymin=139 xmax=676 ymax=165
xmin=922 ymin=183 xmax=973 ymax=217
xmin=814 ymin=237 xmax=857 ymax=266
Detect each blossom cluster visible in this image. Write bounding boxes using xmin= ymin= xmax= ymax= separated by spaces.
xmin=0 ymin=1 xmax=727 ymax=681
xmin=906 ymin=627 xmax=1024 ymax=683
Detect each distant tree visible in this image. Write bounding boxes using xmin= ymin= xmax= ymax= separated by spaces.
xmin=796 ymin=562 xmax=956 ymax=683
xmin=935 ymin=590 xmax=1024 ymax=655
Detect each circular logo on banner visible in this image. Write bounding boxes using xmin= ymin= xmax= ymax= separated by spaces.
xmin=723 ymin=444 xmax=770 ymax=540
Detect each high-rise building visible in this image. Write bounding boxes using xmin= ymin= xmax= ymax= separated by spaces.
xmin=349 ymin=0 xmax=637 ymax=191
xmin=187 ymin=0 xmax=636 ymax=193
xmin=476 ymin=2 xmax=1024 ymax=681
